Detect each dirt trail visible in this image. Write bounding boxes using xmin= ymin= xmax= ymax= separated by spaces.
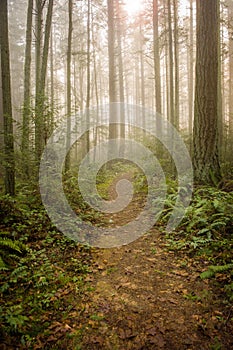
xmin=79 ymin=173 xmax=233 ymax=350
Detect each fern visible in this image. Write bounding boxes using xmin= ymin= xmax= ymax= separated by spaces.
xmin=225 ymin=282 xmax=233 ymax=301
xmin=200 ymin=263 xmax=233 ymax=279
xmin=0 ymin=256 xmax=8 ymax=271
xmin=0 ymin=238 xmax=22 ymax=253
xmin=0 ymin=232 xmax=26 ymax=269
xmin=3 ymin=305 xmax=29 ymax=332
xmin=190 ymin=236 xmax=212 ymax=249
xmin=196 ymin=228 xmax=211 ymax=236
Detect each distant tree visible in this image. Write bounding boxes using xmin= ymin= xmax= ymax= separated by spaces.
xmin=0 ymin=0 xmax=15 ymax=195
xmin=193 ymin=0 xmax=221 ymax=185
xmin=35 ymin=0 xmax=53 ymax=164
xmin=188 ymin=0 xmax=194 ymax=137
xmin=167 ymin=0 xmax=175 ymax=126
xmin=153 ymin=0 xmax=162 ymax=115
xmin=116 ymin=0 xmax=125 ymax=142
xmin=65 ymin=0 xmax=73 ymax=172
xmin=173 ymin=0 xmax=179 ymax=130
xmin=34 ymin=0 xmax=43 ymax=162
xmin=107 ymin=0 xmax=117 ymax=140
xmin=85 ymin=0 xmax=91 ymax=154
xmin=227 ymin=0 xmax=233 ymax=155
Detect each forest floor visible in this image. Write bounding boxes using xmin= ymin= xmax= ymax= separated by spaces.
xmin=79 ymin=229 xmax=233 ymax=350
xmin=74 ymin=174 xmax=233 ymax=350
xmin=63 ymin=173 xmax=233 ymax=350
xmin=1 ymin=171 xmax=233 ymax=350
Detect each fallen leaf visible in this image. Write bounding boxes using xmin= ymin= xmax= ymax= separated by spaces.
xmin=147 ymin=327 xmax=157 ymax=336
xmin=167 ymin=298 xmax=178 ymax=305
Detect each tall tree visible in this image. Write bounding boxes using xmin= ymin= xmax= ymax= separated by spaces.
xmin=188 ymin=0 xmax=194 ymax=137
xmin=227 ymin=0 xmax=233 ymax=154
xmin=116 ymin=0 xmax=125 ymax=142
xmin=107 ymin=0 xmax=117 ymax=140
xmin=85 ymin=0 xmax=91 ymax=154
xmin=153 ymin=0 xmax=162 ymax=115
xmin=35 ymin=0 xmax=53 ymax=163
xmin=217 ymin=2 xmax=223 ymax=159
xmin=167 ymin=0 xmax=175 ymax=126
xmin=193 ymin=0 xmax=221 ymax=184
xmin=34 ymin=0 xmax=43 ymax=162
xmin=173 ymin=0 xmax=179 ymax=130
xmin=65 ymin=0 xmax=73 ymax=172
xmin=0 ymin=0 xmax=15 ymax=195
xmin=50 ymin=24 xmax=54 ymax=133
xmin=0 ymin=54 xmax=4 ymax=177
xmin=21 ymin=0 xmax=33 ymax=177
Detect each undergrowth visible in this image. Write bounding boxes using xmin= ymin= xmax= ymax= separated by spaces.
xmin=0 ymin=193 xmax=92 ymax=349
xmin=1 ymin=166 xmax=233 ymax=347
xmin=157 ymin=184 xmax=233 ymax=301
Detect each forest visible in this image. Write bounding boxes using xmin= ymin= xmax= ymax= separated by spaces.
xmin=0 ymin=0 xmax=233 ymax=349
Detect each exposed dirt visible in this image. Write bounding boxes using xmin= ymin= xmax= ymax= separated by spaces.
xmin=77 ymin=173 xmax=233 ymax=350
xmin=79 ymin=233 xmax=233 ymax=349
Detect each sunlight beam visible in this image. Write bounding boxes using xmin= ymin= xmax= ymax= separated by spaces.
xmin=124 ymin=0 xmax=143 ymax=16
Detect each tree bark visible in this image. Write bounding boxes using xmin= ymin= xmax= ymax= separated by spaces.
xmin=65 ymin=0 xmax=73 ymax=172
xmin=0 ymin=48 xmax=4 ymax=179
xmin=116 ymin=0 xmax=125 ymax=142
xmin=85 ymin=0 xmax=91 ymax=155
xmin=188 ymin=0 xmax=194 ymax=137
xmin=107 ymin=0 xmax=117 ymax=140
xmin=0 ymin=0 xmax=15 ymax=195
xmin=22 ymin=0 xmax=33 ymax=177
xmin=228 ymin=1 xmax=233 ymax=154
xmin=173 ymin=0 xmax=179 ymax=130
xmin=35 ymin=0 xmax=53 ymax=163
xmin=167 ymin=0 xmax=174 ymax=126
xmin=35 ymin=0 xmax=43 ymax=162
xmin=193 ymin=0 xmax=221 ymax=185
xmin=50 ymin=24 xmax=54 ymax=134
xmin=153 ymin=0 xmax=162 ymax=116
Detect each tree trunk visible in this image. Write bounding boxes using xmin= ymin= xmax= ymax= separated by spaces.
xmin=0 ymin=44 xmax=4 ymax=180
xmin=167 ymin=0 xmax=174 ymax=126
xmin=85 ymin=0 xmax=91 ymax=155
xmin=0 ymin=0 xmax=15 ymax=195
xmin=193 ymin=0 xmax=221 ymax=185
xmin=217 ymin=3 xmax=223 ymax=160
xmin=35 ymin=0 xmax=53 ymax=163
xmin=116 ymin=1 xmax=125 ymax=142
xmin=21 ymin=0 xmax=33 ymax=178
xmin=40 ymin=0 xmax=53 ymax=106
xmin=50 ymin=24 xmax=54 ymax=135
xmin=153 ymin=0 xmax=162 ymax=116
xmin=139 ymin=30 xmax=145 ymax=109
xmin=35 ymin=0 xmax=43 ymax=162
xmin=173 ymin=0 xmax=179 ymax=130
xmin=65 ymin=0 xmax=73 ymax=172
xmin=228 ymin=1 xmax=233 ymax=155
xmin=188 ymin=0 xmax=194 ymax=138
xmin=107 ymin=0 xmax=117 ymax=140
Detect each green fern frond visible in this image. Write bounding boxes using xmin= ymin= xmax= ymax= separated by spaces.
xmin=0 ymin=235 xmax=26 ymax=269
xmin=200 ymin=263 xmax=233 ymax=279
xmin=10 ymin=265 xmax=28 ymax=278
xmin=0 ymin=238 xmax=22 ymax=253
xmin=0 ymin=256 xmax=8 ymax=271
